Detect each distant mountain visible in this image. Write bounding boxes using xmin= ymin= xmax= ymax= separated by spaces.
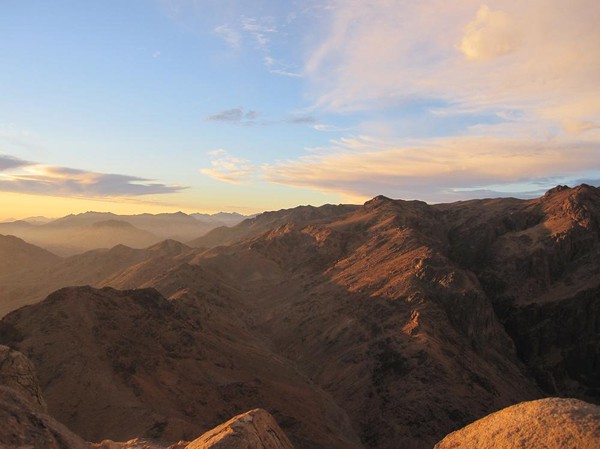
xmin=0 ymin=211 xmax=235 ymax=255
xmin=0 ymin=219 xmax=36 ymax=235
xmin=190 ymin=211 xmax=253 ymax=228
xmin=0 ymin=234 xmax=59 ymax=276
xmin=23 ymin=215 xmax=54 ymax=224
xmin=18 ymin=219 xmax=161 ymax=256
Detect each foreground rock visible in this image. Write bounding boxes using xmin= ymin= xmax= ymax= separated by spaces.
xmin=0 ymin=344 xmax=46 ymax=411
xmin=434 ymin=397 xmax=600 ymax=449
xmin=0 ymin=386 xmax=89 ymax=449
xmin=0 ymin=286 xmax=358 ymax=449
xmin=186 ymin=408 xmax=295 ymax=449
xmin=0 ymin=346 xmax=88 ymax=449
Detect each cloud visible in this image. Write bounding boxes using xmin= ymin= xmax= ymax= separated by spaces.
xmin=152 ymin=50 xmax=161 ymax=58
xmin=314 ymin=124 xmax=348 ymax=132
xmin=201 ymin=149 xmax=257 ymax=184
xmin=285 ymin=115 xmax=317 ymax=125
xmin=0 ymin=154 xmax=31 ymax=171
xmin=0 ymin=155 xmax=185 ymax=198
xmin=241 ymin=17 xmax=277 ymax=49
xmin=205 ymin=108 xmax=259 ymax=124
xmin=269 ymin=68 xmax=302 ymax=78
xmin=305 ymin=0 xmax=600 ymax=131
xmin=264 ymin=134 xmax=600 ymax=202
xmin=214 ymin=24 xmax=241 ymax=48
xmin=458 ymin=5 xmax=521 ymax=61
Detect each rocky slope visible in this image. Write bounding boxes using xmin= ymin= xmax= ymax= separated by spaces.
xmin=0 ymin=286 xmax=359 ymax=449
xmin=434 ymin=397 xmax=600 ymax=448
xmin=0 ymin=346 xmax=88 ymax=449
xmin=0 ymin=344 xmax=294 ymax=449
xmin=0 ymin=345 xmax=46 ymax=411
xmin=0 ymin=234 xmax=60 ymax=275
xmin=437 ymin=184 xmax=600 ymax=402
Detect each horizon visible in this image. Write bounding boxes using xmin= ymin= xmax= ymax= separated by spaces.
xmin=1 ymin=1 xmax=599 ymax=221
xmin=2 ymin=182 xmax=594 ymax=224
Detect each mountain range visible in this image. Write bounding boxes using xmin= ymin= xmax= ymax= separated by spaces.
xmin=0 ymin=184 xmax=599 ymax=448
xmin=0 ymin=211 xmax=251 ymax=256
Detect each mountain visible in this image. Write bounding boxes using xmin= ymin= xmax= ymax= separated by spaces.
xmin=0 ymin=235 xmax=62 ymax=316
xmin=435 ymin=184 xmax=600 ymax=402
xmin=0 ymin=219 xmax=36 ymax=235
xmin=0 ymin=234 xmax=60 ymax=275
xmin=434 ymin=397 xmax=600 ymax=448
xmin=0 ymin=211 xmax=241 ymax=256
xmin=0 ymin=286 xmax=360 ymax=448
xmin=188 ymin=204 xmax=358 ymax=248
xmin=23 ymin=215 xmax=54 ymax=224
xmin=0 ymin=345 xmax=296 ymax=449
xmin=0 ymin=185 xmax=598 ymax=448
xmin=190 ymin=212 xmax=252 ymax=228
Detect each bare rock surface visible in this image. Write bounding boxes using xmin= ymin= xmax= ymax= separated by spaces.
xmin=0 ymin=344 xmax=46 ymax=411
xmin=0 ymin=385 xmax=89 ymax=449
xmin=434 ymin=397 xmax=600 ymax=449
xmin=185 ymin=408 xmax=294 ymax=449
xmin=0 ymin=286 xmax=358 ymax=449
xmin=0 ymin=345 xmax=87 ymax=448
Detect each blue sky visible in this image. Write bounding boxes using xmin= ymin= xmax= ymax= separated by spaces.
xmin=1 ymin=0 xmax=599 ymax=219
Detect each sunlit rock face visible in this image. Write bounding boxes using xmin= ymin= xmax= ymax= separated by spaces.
xmin=434 ymin=398 xmax=600 ymax=449
xmin=185 ymin=408 xmax=295 ymax=449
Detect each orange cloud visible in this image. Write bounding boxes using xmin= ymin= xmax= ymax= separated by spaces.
xmin=264 ymin=134 xmax=600 ymax=201
xmin=305 ymin=0 xmax=600 ymax=130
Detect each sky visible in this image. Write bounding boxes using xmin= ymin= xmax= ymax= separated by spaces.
xmin=1 ymin=0 xmax=599 ymax=220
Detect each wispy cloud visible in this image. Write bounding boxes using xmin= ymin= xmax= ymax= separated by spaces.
xmin=0 ymin=154 xmax=185 ymax=198
xmin=214 ymin=24 xmax=241 ymax=48
xmin=200 ymin=149 xmax=257 ymax=184
xmin=269 ymin=68 xmax=302 ymax=78
xmin=205 ymin=108 xmax=260 ymax=125
xmin=305 ymin=0 xmax=600 ymax=132
xmin=314 ymin=124 xmax=348 ymax=132
xmin=263 ymin=134 xmax=600 ymax=202
xmin=241 ymin=16 xmax=277 ymax=49
xmin=285 ymin=115 xmax=317 ymax=125
xmin=0 ymin=154 xmax=32 ymax=171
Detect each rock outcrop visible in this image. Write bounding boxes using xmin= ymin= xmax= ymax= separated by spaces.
xmin=0 ymin=385 xmax=90 ymax=449
xmin=185 ymin=408 xmax=295 ymax=449
xmin=0 ymin=344 xmax=46 ymax=411
xmin=0 ymin=346 xmax=87 ymax=449
xmin=434 ymin=397 xmax=600 ymax=449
